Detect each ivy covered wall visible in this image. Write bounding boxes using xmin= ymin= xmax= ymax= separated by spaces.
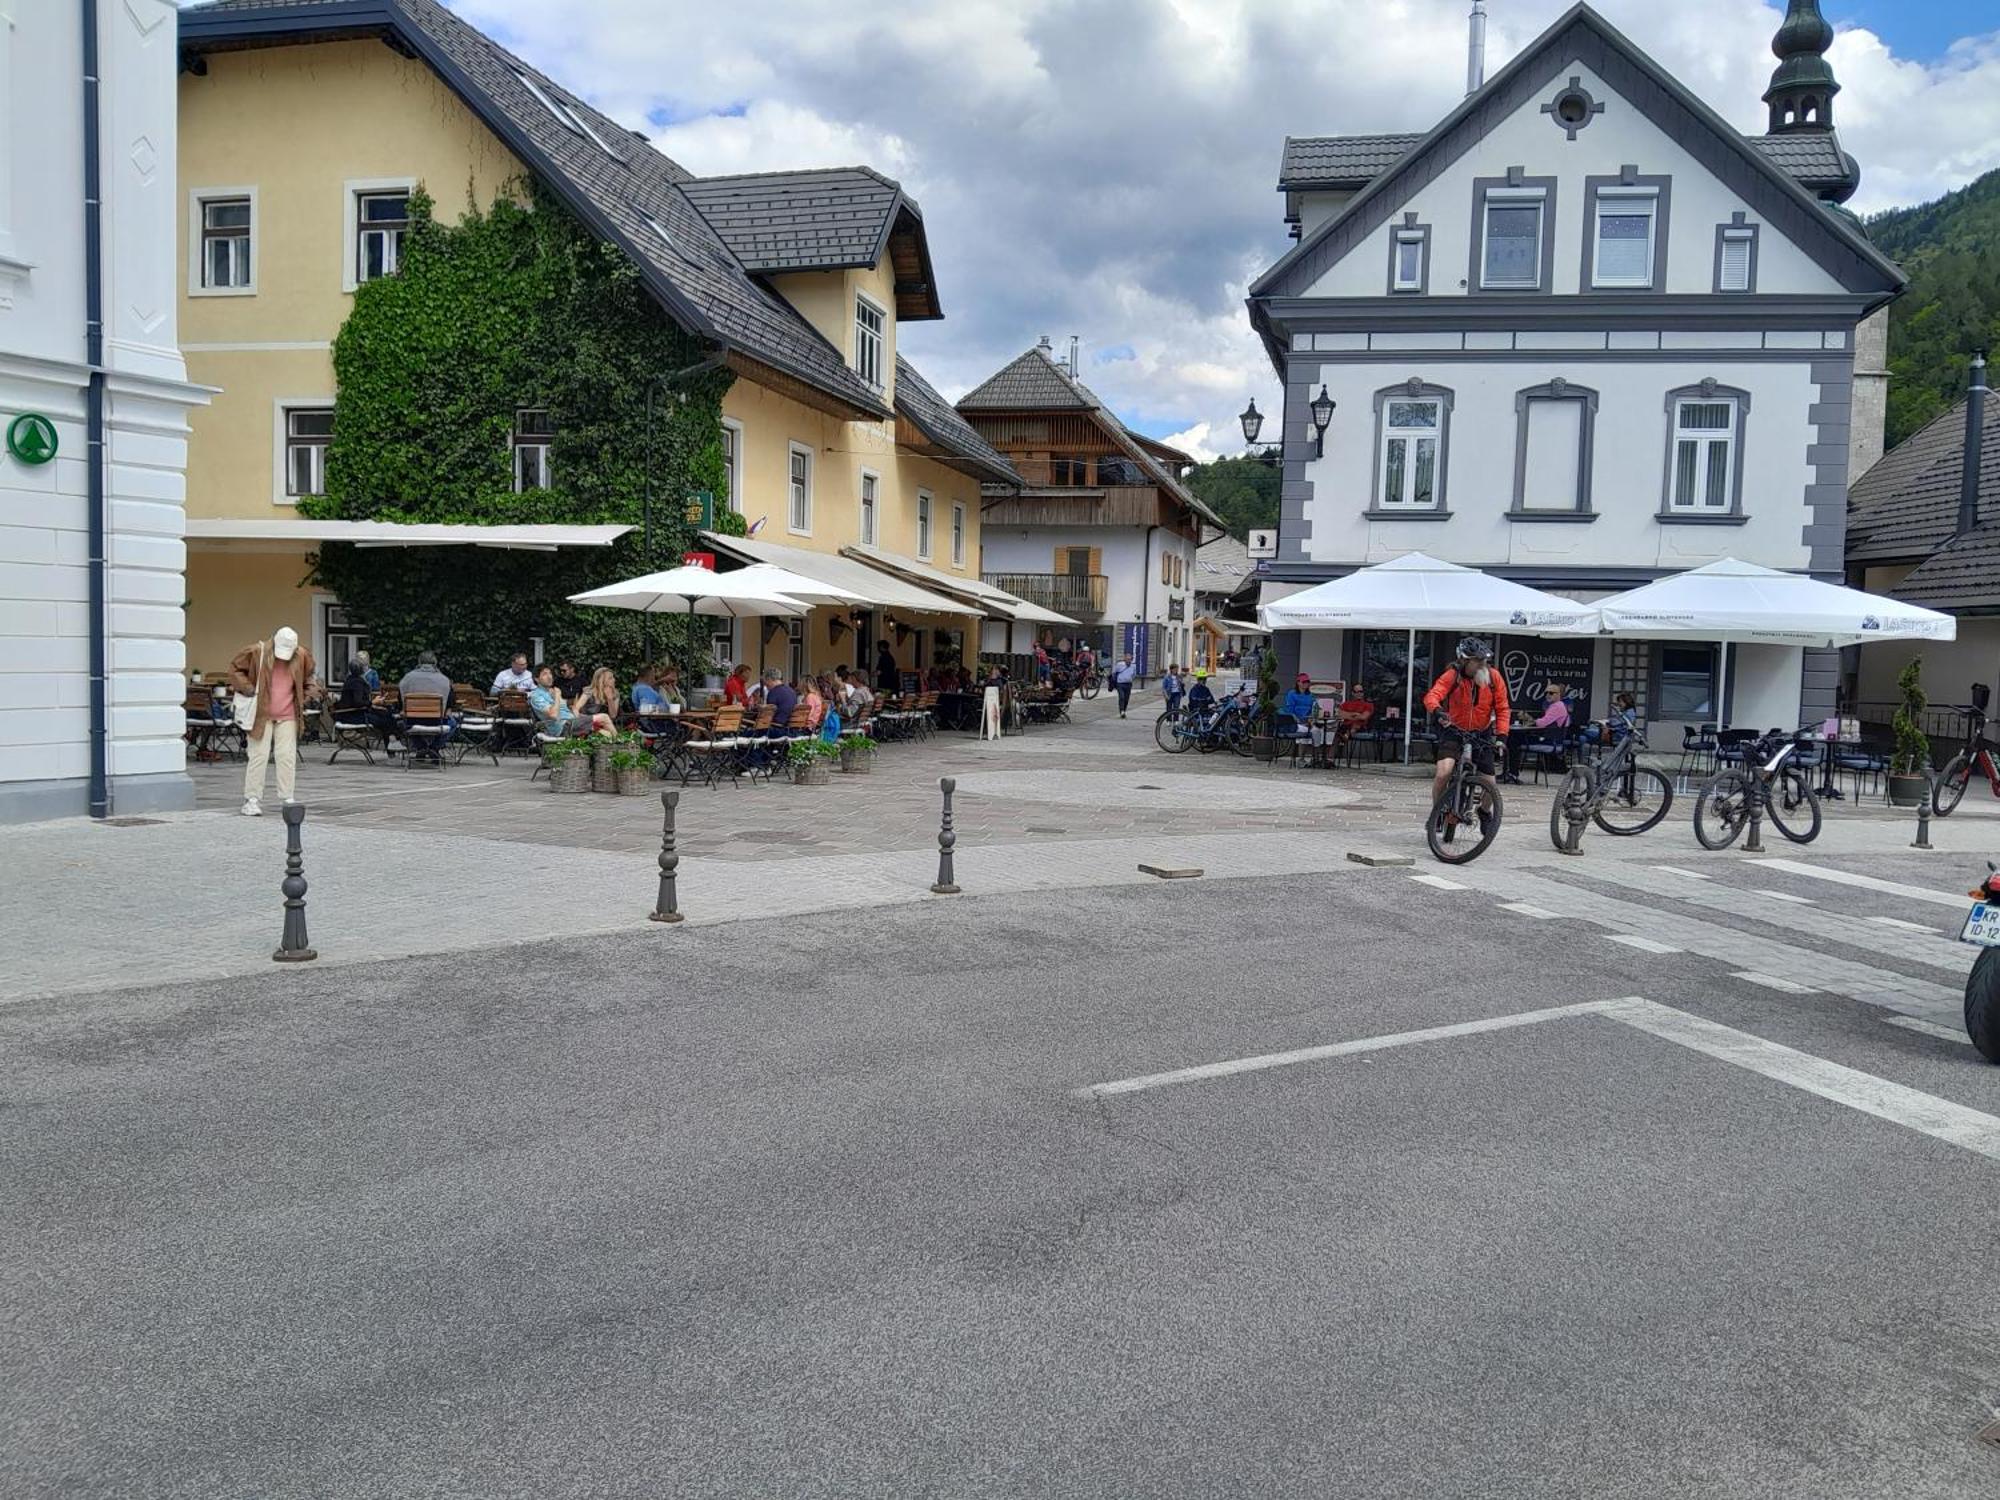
xmin=305 ymin=180 xmax=734 ymax=677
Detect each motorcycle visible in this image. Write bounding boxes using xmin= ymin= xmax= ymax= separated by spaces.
xmin=1960 ymin=861 xmax=2000 ymax=1063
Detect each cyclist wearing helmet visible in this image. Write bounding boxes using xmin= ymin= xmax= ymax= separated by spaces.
xmin=1423 ymin=636 xmax=1511 ymax=805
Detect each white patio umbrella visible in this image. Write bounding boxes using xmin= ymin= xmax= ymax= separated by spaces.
xmin=1594 ymin=558 xmax=1957 ymax=727
xmin=1260 ymin=552 xmax=1600 ymax=761
xmin=567 ymin=563 xmax=811 ymax=619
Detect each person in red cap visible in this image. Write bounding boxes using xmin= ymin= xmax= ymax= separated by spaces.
xmin=1281 ymin=672 xmax=1319 ymax=725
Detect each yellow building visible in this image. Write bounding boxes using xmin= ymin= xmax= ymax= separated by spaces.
xmin=177 ymin=0 xmax=1025 ymax=686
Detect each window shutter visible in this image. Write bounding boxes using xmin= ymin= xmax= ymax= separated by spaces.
xmin=1719 ymin=235 xmax=1751 ymax=292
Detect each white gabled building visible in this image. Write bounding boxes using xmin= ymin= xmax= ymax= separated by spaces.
xmin=0 ymin=1 xmax=208 ymax=822
xmin=1247 ymin=0 xmax=1903 ymax=739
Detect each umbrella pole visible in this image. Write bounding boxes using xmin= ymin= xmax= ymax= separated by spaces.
xmin=1715 ymin=640 xmax=1730 ymax=730
xmin=1403 ymin=629 xmax=1415 ymax=764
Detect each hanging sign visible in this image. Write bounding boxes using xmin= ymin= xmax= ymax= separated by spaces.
xmin=5 ymin=413 xmax=57 ymax=466
xmin=684 ymin=489 xmax=715 ymax=529
xmin=682 ymin=551 xmax=716 ymax=570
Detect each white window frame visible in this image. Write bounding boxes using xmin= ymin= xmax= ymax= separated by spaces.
xmin=1590 ymin=187 xmax=1659 ymax=290
xmin=854 ymin=293 xmax=886 ymax=389
xmin=950 ymin=501 xmax=966 ymax=568
xmin=341 ymin=177 xmax=416 ymax=294
xmin=787 ymin=442 xmax=814 ymax=535
xmin=1391 ymin=230 xmax=1425 ymax=292
xmin=858 ymin=469 xmax=880 ymax=546
xmin=188 ymin=186 xmax=257 ymax=297
xmin=915 ymin=490 xmax=934 ymax=561
xmin=1717 ymin=228 xmax=1755 ymax=293
xmin=1376 ymin=397 xmax=1445 ymax=510
xmin=272 ymin=399 xmax=335 ymax=507
xmin=512 ymin=408 xmax=553 ymax=493
xmin=719 ymin=418 xmax=743 ymax=513
xmin=1479 ymin=187 xmax=1546 ymax=291
xmin=1665 ymin=395 xmax=1740 ymax=513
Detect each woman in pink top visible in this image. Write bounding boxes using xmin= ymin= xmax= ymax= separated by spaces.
xmin=1502 ymin=682 xmax=1571 ymax=784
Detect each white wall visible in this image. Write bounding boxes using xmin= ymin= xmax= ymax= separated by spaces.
xmin=0 ymin=0 xmax=206 ymax=821
xmin=1303 ymin=60 xmax=1847 ymax=301
xmin=981 ymin=524 xmax=1195 ymax=631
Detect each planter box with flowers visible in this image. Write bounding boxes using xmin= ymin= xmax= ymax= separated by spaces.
xmin=544 ymin=736 xmax=592 ymax=793
xmin=838 ymin=736 xmax=876 ymax=774
xmin=592 ymin=730 xmax=645 ymax=793
xmin=608 ymin=743 xmax=652 ymax=795
xmin=789 ymin=737 xmax=836 ymax=786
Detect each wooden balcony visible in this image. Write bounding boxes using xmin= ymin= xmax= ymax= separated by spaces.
xmin=1006 ymin=455 xmax=1155 ymax=488
xmin=983 ymin=572 xmax=1109 ymax=621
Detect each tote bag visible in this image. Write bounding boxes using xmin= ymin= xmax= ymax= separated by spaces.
xmin=232 ymin=643 xmax=264 ymax=731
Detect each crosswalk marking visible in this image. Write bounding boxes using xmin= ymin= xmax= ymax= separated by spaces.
xmin=1751 ymin=858 xmax=1967 ymax=910
xmin=1731 ymin=971 xmax=1818 ymax=994
xmin=1499 ymin=901 xmax=1561 ymax=919
xmin=1756 ymin=890 xmax=1815 ymax=905
xmin=1409 ymin=873 xmax=1468 ymax=890
xmin=1869 ymin=916 xmax=1942 ymax=935
xmin=1883 ymin=1015 xmax=1970 ymax=1046
xmin=1605 ymin=934 xmax=1682 ymax=954
xmin=1652 ymin=866 xmax=1713 ymax=880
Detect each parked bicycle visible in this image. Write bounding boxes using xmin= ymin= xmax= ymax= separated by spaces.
xmin=1426 ymin=728 xmax=1503 ymax=864
xmin=1073 ymin=667 xmax=1102 ymax=701
xmin=1932 ymin=686 xmax=1998 ymax=817
xmin=1547 ymin=728 xmax=1674 ymax=851
xmin=1154 ymin=698 xmax=1251 ymax=755
xmin=1692 ymin=728 xmax=1822 ymax=849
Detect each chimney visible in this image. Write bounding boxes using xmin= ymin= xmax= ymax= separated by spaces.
xmin=1959 ymin=352 xmax=1988 ymax=538
xmin=1466 ymin=1 xmax=1487 ymax=95
xmin=1067 ymin=335 xmax=1080 ymax=377
xmin=1036 ymin=334 xmax=1053 ymax=355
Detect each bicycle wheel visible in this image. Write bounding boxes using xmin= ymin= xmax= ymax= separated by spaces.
xmin=1233 ymin=708 xmax=1272 ymax=759
xmin=1428 ymin=775 xmax=1502 ymax=864
xmin=1154 ymin=712 xmax=1190 ymax=754
xmin=1767 ymin=767 xmax=1822 ymax=844
xmin=1934 ymin=753 xmax=1972 ymax=817
xmin=1079 ymin=676 xmax=1101 ymax=700
xmin=1548 ymin=767 xmax=1593 ymax=852
xmin=1693 ymin=770 xmax=1752 ymax=851
xmin=1593 ymin=764 xmax=1674 ymax=836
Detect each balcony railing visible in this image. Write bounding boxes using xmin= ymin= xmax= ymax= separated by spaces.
xmin=1007 ymin=455 xmax=1154 ymax=488
xmin=983 ymin=572 xmax=1109 ymax=620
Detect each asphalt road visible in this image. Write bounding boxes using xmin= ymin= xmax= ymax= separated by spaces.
xmin=6 ymin=867 xmax=2000 ymax=1498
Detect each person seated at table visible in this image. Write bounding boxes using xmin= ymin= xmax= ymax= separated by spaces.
xmin=491 ymin=652 xmax=535 ymax=696
xmin=1584 ymin=691 xmax=1639 ymax=747
xmin=553 ymin=659 xmax=587 ymax=700
xmin=723 ymin=663 xmax=751 ymax=707
xmin=800 ymin=675 xmax=826 ymax=728
xmin=1282 ymin=673 xmax=1318 ymax=726
xmin=655 ymin=666 xmax=688 ymax=711
xmin=1502 ymin=682 xmax=1572 ymax=784
xmin=631 ymin=667 xmax=666 ymax=716
xmin=353 ymin=649 xmax=380 ymax=694
xmin=528 ymin=664 xmax=578 ymax=738
xmin=1186 ymin=669 xmax=1216 ymax=714
xmin=398 ymin=650 xmax=455 ymax=710
xmin=841 ymin=667 xmax=874 ymax=716
xmin=575 ymin=666 xmax=620 ymax=735
xmin=762 ymin=667 xmax=797 ymax=724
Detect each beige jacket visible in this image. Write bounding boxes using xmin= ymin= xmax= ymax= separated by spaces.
xmin=229 ymin=639 xmax=317 ymax=735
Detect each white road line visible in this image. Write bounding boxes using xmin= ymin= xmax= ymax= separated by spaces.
xmin=1603 ymin=998 xmax=2000 ymax=1162
xmin=295 ymin=778 xmax=512 ymax=805
xmin=1605 ymin=934 xmax=1682 ymax=954
xmin=1883 ymin=1015 xmax=1971 ymax=1046
xmin=1752 ymin=858 xmax=1967 ymax=910
xmin=1075 ymin=1000 xmax=1621 ymax=1098
xmin=1756 ymin=890 xmax=1815 ymax=906
xmin=1409 ymin=874 xmax=1468 ymax=890
xmin=1499 ymin=902 xmax=1562 ymax=919
xmin=1870 ymin=916 xmax=1943 ymax=934
xmin=1732 ymin=971 xmax=1819 ymax=994
xmin=1653 ymin=865 xmax=1713 ymax=880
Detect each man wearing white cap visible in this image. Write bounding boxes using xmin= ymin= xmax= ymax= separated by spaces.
xmin=229 ymin=625 xmax=316 ymax=816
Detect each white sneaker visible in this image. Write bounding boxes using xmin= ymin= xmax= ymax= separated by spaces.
xmin=242 ymin=798 xmax=261 ymax=817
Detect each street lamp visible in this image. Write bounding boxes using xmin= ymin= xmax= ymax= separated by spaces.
xmin=1239 ymin=398 xmax=1264 ymax=445
xmin=1309 ymin=385 xmax=1336 ymax=457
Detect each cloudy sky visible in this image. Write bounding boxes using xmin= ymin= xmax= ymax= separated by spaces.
xmin=451 ymin=0 xmax=2000 ymax=459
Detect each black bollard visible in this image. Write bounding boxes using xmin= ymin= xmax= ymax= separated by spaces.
xmin=1913 ymin=770 xmax=1935 ymax=851
xmin=1742 ymin=799 xmax=1765 ymax=854
xmin=932 ymin=776 xmax=961 ymax=894
xmin=651 ymin=790 xmax=685 ymax=923
xmin=274 ymin=802 xmax=317 ymax=962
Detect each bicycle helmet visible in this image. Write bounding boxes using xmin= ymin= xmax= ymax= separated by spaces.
xmin=1455 ymin=636 xmax=1493 ymax=662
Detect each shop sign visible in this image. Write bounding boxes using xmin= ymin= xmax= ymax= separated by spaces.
xmin=5 ymin=413 xmax=57 ymax=466
xmin=682 ymin=551 xmax=716 ymax=570
xmin=1498 ymin=635 xmax=1594 ymax=718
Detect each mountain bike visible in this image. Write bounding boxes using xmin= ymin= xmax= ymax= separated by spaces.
xmin=1548 ymin=728 xmax=1674 ymax=851
xmin=1932 ymin=693 xmax=2000 ymax=817
xmin=1154 ymin=699 xmax=1248 ymax=754
xmin=1074 ymin=666 xmax=1102 ymax=700
xmin=1426 ymin=728 xmax=1503 ymax=865
xmin=1692 ymin=729 xmax=1822 ymax=849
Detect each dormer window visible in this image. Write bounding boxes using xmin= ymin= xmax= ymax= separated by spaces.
xmin=854 ymin=295 xmax=885 ymax=389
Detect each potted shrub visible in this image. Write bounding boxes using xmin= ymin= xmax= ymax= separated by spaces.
xmin=591 ymin=730 xmax=643 ymax=791
xmin=838 ymin=736 xmax=876 ymax=774
xmin=1250 ymin=647 xmax=1281 ymax=760
xmin=609 ymin=744 xmax=652 ymax=795
xmin=1887 ymin=655 xmax=1932 ymax=807
xmin=546 ymin=736 xmax=591 ymax=794
xmin=789 ymin=737 xmax=834 ymax=786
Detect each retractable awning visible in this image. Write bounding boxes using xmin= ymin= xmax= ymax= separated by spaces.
xmin=701 ymin=531 xmax=982 ymax=617
xmin=840 ymin=542 xmax=1078 ymax=626
xmin=184 ymin=519 xmax=633 ymax=552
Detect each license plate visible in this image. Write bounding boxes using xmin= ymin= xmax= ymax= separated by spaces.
xmin=1960 ymin=902 xmax=2000 ymax=948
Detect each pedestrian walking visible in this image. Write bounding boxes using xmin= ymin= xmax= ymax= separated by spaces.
xmin=1162 ymin=663 xmax=1184 ymax=715
xmin=1112 ymin=653 xmax=1139 ymax=718
xmin=230 ymin=625 xmax=315 ymax=816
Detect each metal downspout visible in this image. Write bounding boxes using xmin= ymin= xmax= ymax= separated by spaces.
xmin=83 ymin=0 xmax=109 ymax=819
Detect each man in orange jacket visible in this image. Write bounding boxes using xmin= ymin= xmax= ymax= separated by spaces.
xmin=1423 ymin=636 xmax=1510 ymax=807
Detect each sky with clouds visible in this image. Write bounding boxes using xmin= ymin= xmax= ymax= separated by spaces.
xmin=449 ymin=0 xmax=2000 ymax=461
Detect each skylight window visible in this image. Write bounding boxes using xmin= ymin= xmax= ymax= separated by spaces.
xmin=515 ymin=69 xmax=625 ymax=162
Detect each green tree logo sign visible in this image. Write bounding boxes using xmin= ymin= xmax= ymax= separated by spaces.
xmin=6 ymin=413 xmax=58 ymax=467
